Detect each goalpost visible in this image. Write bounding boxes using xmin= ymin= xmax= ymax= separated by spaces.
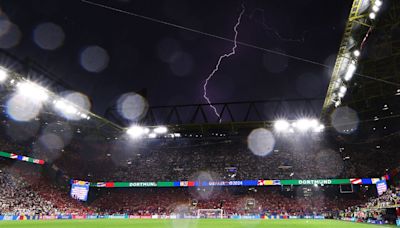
xmin=197 ymin=209 xmax=224 ymax=219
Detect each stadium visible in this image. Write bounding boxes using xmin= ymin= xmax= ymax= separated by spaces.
xmin=0 ymin=0 xmax=400 ymax=227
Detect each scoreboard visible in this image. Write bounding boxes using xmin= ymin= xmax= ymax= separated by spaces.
xmin=70 ymin=181 xmax=90 ymax=201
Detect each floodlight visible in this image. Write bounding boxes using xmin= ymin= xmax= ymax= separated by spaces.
xmin=274 ymin=120 xmax=290 ymax=132
xmin=17 ymin=81 xmax=49 ymax=102
xmin=339 ymin=86 xmax=347 ymax=94
xmin=296 ymin=119 xmax=311 ymax=131
xmin=0 ymin=68 xmax=8 ymax=82
xmin=374 ymin=0 xmax=382 ymax=7
xmin=154 ymin=126 xmax=168 ymax=134
xmin=369 ymin=12 xmax=376 ymax=19
xmin=353 ymin=50 xmax=360 ymax=57
xmin=143 ymin=128 xmax=150 ymax=134
xmin=65 ymin=105 xmax=77 ymax=114
xmin=344 ymin=63 xmax=356 ymax=81
xmin=313 ymin=124 xmax=325 ymax=133
xmin=127 ymin=126 xmax=144 ymax=138
xmin=309 ymin=119 xmax=319 ymax=128
xmin=80 ymin=113 xmax=88 ymax=119
xmin=148 ymin=133 xmax=157 ymax=138
xmin=372 ymin=5 xmax=380 ymax=12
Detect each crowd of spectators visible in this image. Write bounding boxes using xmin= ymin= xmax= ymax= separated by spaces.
xmin=52 ymin=137 xmax=349 ymax=182
xmin=0 ymin=164 xmax=91 ymax=216
xmin=50 ymin=131 xmax=400 ymax=183
xmin=340 ymin=187 xmax=400 ymax=223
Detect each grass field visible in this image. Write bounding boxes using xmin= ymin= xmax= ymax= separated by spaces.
xmin=0 ymin=219 xmax=396 ymax=228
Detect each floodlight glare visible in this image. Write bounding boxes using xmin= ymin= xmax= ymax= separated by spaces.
xmin=353 ymin=50 xmax=360 ymax=57
xmin=54 ymin=100 xmax=68 ymax=110
xmin=313 ymin=124 xmax=325 ymax=133
xmin=339 ymin=86 xmax=347 ymax=94
xmin=296 ymin=119 xmax=311 ymax=132
xmin=309 ymin=119 xmax=319 ymax=128
xmin=80 ymin=113 xmax=88 ymax=119
xmin=274 ymin=120 xmax=290 ymax=132
xmin=143 ymin=128 xmax=150 ymax=134
xmin=344 ymin=63 xmax=356 ymax=81
xmin=369 ymin=12 xmax=376 ymax=19
xmin=154 ymin=126 xmax=168 ymax=134
xmin=127 ymin=126 xmax=144 ymax=138
xmin=0 ymin=68 xmax=8 ymax=82
xmin=375 ymin=0 xmax=382 ymax=7
xmin=17 ymin=81 xmax=49 ymax=102
xmin=148 ymin=133 xmax=157 ymax=138
xmin=66 ymin=105 xmax=77 ymax=114
xmin=372 ymin=5 xmax=380 ymax=12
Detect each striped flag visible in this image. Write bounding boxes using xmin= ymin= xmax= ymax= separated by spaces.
xmin=257 ymin=180 xmax=265 ymax=186
xmin=350 ymin=178 xmax=362 ymax=184
xmin=10 ymin=153 xmax=18 ymax=159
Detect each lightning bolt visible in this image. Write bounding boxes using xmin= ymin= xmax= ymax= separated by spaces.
xmin=203 ymin=4 xmax=245 ymax=122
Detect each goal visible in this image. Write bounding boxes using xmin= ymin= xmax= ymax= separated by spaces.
xmin=197 ymin=209 xmax=224 ymax=219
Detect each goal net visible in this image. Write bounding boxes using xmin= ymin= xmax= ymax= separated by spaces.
xmin=197 ymin=209 xmax=223 ymax=219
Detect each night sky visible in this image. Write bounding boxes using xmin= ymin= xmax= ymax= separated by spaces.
xmin=0 ymin=0 xmax=352 ymax=119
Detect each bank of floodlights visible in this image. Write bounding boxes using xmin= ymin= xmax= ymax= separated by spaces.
xmin=274 ymin=118 xmax=324 ymax=133
xmin=369 ymin=0 xmax=382 ymax=19
xmin=126 ymin=125 xmax=169 ymax=139
xmin=16 ymin=81 xmax=49 ymax=102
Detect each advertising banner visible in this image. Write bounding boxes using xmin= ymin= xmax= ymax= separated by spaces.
xmin=75 ymin=178 xmax=379 ymax=188
xmin=57 ymin=215 xmax=72 ymax=220
xmin=0 ymin=151 xmax=45 ymax=165
xmin=280 ymin=179 xmax=351 ymax=185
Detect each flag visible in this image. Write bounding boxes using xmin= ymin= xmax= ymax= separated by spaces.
xmin=105 ymin=182 xmax=114 ymax=188
xmin=350 ymin=178 xmax=362 ymax=184
xmin=371 ymin=178 xmax=380 ymax=184
xmin=10 ymin=153 xmax=18 ymax=159
xmin=97 ymin=182 xmax=106 ymax=187
xmin=273 ymin=180 xmax=281 ymax=185
xmin=264 ymin=180 xmax=274 ymax=185
xmin=257 ymin=180 xmax=265 ymax=186
xmin=361 ymin=178 xmax=372 ymax=184
xmin=21 ymin=156 xmax=29 ymax=162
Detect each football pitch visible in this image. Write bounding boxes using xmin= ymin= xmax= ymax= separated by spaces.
xmin=0 ymin=219 xmax=396 ymax=228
